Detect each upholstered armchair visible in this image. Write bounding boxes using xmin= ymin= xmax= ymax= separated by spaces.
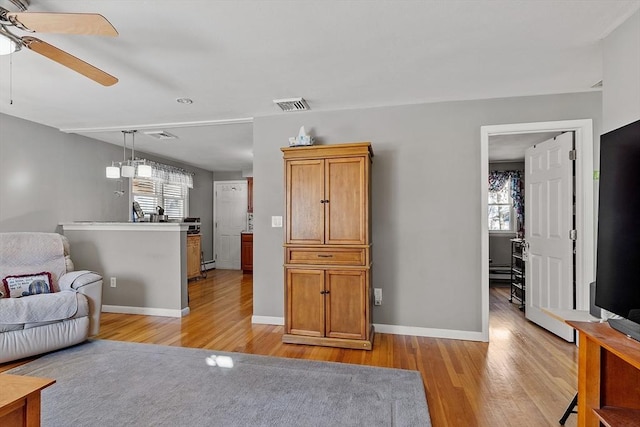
xmin=0 ymin=232 xmax=103 ymax=363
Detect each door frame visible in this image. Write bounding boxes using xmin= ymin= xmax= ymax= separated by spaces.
xmin=213 ymin=180 xmax=248 ymax=269
xmin=480 ymin=119 xmax=595 ymax=342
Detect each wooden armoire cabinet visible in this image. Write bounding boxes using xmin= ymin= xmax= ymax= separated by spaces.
xmin=282 ymin=142 xmax=373 ymax=350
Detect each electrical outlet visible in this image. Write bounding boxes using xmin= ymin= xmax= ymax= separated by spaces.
xmin=110 ymin=277 xmax=117 ymax=288
xmin=271 ymin=216 xmax=283 ymax=228
xmin=374 ymin=288 xmax=382 ymax=306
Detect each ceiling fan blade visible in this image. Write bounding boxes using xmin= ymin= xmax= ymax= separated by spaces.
xmin=8 ymin=12 xmax=118 ymax=36
xmin=23 ymin=37 xmax=118 ymax=86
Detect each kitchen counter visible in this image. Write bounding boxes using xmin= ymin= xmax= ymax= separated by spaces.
xmin=61 ymin=221 xmax=195 ymax=231
xmin=60 ymin=222 xmax=191 ymax=318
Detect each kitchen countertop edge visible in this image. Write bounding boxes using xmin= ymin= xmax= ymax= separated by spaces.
xmin=60 ymin=222 xmax=194 ymax=232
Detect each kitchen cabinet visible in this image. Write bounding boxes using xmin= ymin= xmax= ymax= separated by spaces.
xmin=187 ymin=234 xmax=202 ymax=280
xmin=241 ymin=232 xmax=253 ymax=273
xmin=247 ymin=177 xmax=253 ymax=213
xmin=282 ymin=142 xmax=373 ymax=350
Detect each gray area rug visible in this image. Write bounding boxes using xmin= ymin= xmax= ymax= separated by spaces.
xmin=7 ymin=339 xmax=431 ymax=426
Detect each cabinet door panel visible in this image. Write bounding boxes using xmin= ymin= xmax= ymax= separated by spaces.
xmin=325 ymin=157 xmax=367 ymax=245
xmin=241 ymin=234 xmax=253 ymax=272
xmin=286 ymin=269 xmax=325 ymax=337
xmin=187 ymin=235 xmax=201 ymax=279
xmin=325 ymin=270 xmax=367 ymax=339
xmin=286 ymin=160 xmax=324 ymax=244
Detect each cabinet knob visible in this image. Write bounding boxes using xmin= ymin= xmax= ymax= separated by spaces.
xmin=320 ymin=290 xmax=330 ymax=295
xmin=320 ymin=199 xmax=329 ymax=204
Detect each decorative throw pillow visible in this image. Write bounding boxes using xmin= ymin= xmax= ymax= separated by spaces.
xmin=2 ymin=272 xmax=53 ymax=298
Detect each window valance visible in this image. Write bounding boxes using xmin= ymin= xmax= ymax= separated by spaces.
xmin=139 ymin=159 xmax=194 ymax=188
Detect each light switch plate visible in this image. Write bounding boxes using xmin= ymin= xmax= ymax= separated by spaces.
xmin=271 ymin=216 xmax=283 ymax=228
xmin=374 ymin=288 xmax=382 ymax=306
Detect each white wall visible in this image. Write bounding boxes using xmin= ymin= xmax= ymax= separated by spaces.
xmin=253 ymin=92 xmax=601 ymax=335
xmin=603 ymin=9 xmax=640 ymax=132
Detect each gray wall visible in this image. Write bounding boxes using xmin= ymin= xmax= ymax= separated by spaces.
xmin=64 ymin=227 xmax=187 ymax=313
xmin=253 ymin=92 xmax=602 ymax=333
xmin=603 ymin=9 xmax=640 ymax=133
xmin=213 ymin=171 xmax=244 ymax=181
xmin=488 ymin=161 xmax=524 ymax=267
xmin=0 ymin=114 xmax=214 ymax=260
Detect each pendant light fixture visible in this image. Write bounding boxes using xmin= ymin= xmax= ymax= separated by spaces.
xmin=121 ymin=130 xmax=136 ymax=178
xmin=137 ymin=162 xmax=152 ymax=178
xmin=105 ymin=164 xmax=120 ymax=178
xmin=106 ymin=130 xmax=153 ymax=179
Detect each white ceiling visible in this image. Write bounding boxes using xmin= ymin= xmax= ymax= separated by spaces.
xmin=489 ymin=132 xmax=562 ymax=162
xmin=1 ymin=0 xmax=638 ymax=172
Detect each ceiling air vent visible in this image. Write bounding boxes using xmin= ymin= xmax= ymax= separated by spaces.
xmin=143 ymin=130 xmax=178 ymax=140
xmin=273 ymin=97 xmax=310 ymax=112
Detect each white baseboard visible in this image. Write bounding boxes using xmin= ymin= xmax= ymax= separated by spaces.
xmin=102 ymin=305 xmax=190 ymax=318
xmin=252 ymin=316 xmax=285 ymax=325
xmin=373 ymin=323 xmax=486 ymax=342
xmin=249 ymin=316 xmax=485 ymax=341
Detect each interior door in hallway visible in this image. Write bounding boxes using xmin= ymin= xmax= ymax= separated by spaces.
xmin=214 ymin=181 xmax=248 ymax=270
xmin=524 ymin=132 xmax=575 ymax=342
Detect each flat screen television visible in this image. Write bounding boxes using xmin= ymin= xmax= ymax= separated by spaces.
xmin=595 ymin=118 xmax=640 ymax=341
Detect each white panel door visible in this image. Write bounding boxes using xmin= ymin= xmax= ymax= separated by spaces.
xmin=525 ymin=132 xmax=574 ymax=341
xmin=214 ymin=181 xmax=248 ymax=270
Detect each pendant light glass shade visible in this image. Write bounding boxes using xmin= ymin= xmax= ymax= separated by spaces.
xmin=121 ymin=164 xmax=135 ymax=178
xmin=137 ymin=164 xmax=152 ymax=178
xmin=106 ymin=165 xmax=120 ymax=179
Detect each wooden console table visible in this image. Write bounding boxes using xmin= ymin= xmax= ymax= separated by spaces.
xmin=0 ymin=374 xmax=55 ymax=427
xmin=568 ymin=321 xmax=640 ymax=426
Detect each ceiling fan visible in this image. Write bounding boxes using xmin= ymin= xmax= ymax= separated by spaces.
xmin=0 ymin=0 xmax=118 ymax=86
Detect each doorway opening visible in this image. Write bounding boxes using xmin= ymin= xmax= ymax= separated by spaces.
xmin=480 ymin=120 xmax=595 ymax=342
xmin=213 ymin=180 xmax=248 ymax=270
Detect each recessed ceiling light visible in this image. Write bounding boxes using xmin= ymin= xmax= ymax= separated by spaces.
xmin=176 ymin=97 xmax=193 ymax=104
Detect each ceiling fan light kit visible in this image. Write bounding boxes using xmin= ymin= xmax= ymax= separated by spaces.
xmin=0 ymin=1 xmax=119 ymax=85
xmin=0 ymin=32 xmax=16 ymax=54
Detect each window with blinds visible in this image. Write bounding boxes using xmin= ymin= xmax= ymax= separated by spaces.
xmin=132 ymin=179 xmax=189 ymax=219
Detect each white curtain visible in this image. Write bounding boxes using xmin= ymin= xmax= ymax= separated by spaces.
xmin=140 ymin=159 xmax=194 ymax=188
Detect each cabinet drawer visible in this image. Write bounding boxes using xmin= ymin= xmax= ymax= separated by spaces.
xmin=286 ymin=248 xmax=366 ymax=266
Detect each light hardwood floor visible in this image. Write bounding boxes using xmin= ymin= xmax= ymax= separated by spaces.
xmin=1 ymin=271 xmax=578 ymax=426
